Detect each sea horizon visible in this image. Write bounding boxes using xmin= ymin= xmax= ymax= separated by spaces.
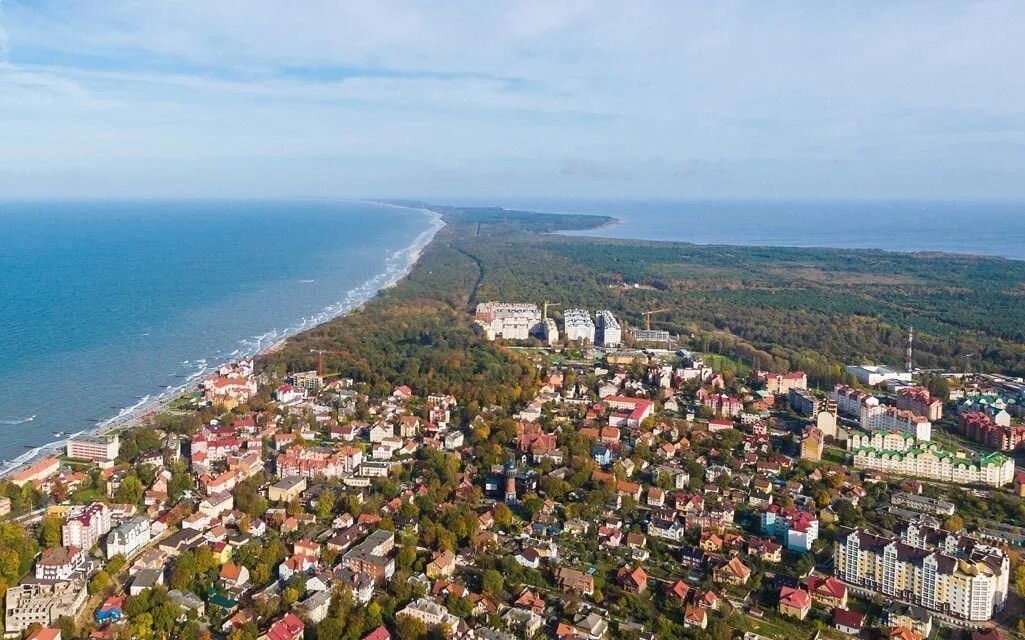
xmin=442 ymin=197 xmax=1025 ymax=261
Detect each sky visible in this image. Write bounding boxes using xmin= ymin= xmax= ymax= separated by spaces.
xmin=1 ymin=1 xmax=1024 ymax=200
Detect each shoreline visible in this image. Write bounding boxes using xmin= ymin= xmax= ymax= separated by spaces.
xmin=0 ymin=203 xmax=446 ymax=479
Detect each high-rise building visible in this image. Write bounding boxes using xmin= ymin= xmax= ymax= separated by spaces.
xmin=834 ymin=526 xmax=1008 ymax=622
xmin=563 ymin=308 xmax=595 ymax=343
xmin=595 ymin=310 xmax=622 ymax=348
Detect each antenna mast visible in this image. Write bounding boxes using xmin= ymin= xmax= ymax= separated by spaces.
xmin=906 ymin=326 xmax=914 ymax=373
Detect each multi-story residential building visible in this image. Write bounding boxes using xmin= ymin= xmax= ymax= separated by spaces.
xmin=864 ymin=406 xmax=932 ymax=441
xmin=595 ymin=310 xmax=622 ymax=348
xmin=604 ymin=396 xmax=654 ymax=428
xmin=848 ymin=429 xmax=917 ymax=453
xmin=397 ymin=598 xmax=461 ymax=632
xmin=897 ymin=387 xmax=944 ymax=422
xmin=800 ymin=428 xmax=823 ymax=462
xmin=563 ymin=309 xmax=595 ymax=343
xmin=342 ymin=529 xmax=395 ymax=584
xmin=834 ymin=385 xmax=878 ymax=418
xmin=759 ymin=370 xmax=808 ymax=395
xmin=834 ymin=385 xmax=931 ymax=440
xmin=788 ymin=388 xmax=821 ymax=416
xmin=62 ymin=503 xmax=111 ymax=550
xmin=106 ymin=516 xmax=151 ymax=558
xmin=65 ymin=435 xmax=120 ymax=463
xmin=850 ymin=441 xmax=1014 ymax=487
xmin=701 ymin=393 xmax=744 ymax=418
xmin=958 ymin=412 xmax=1025 ymax=452
xmin=474 ymin=302 xmax=541 ymax=341
xmin=4 ymin=578 xmax=89 ymax=635
xmin=834 ymin=527 xmax=1009 ymax=622
xmin=761 ymin=506 xmax=819 ymax=552
xmin=275 ymin=446 xmax=362 ymax=479
xmin=35 ymin=547 xmax=87 ymax=581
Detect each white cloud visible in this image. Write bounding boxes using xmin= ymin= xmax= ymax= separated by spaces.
xmin=0 ymin=1 xmax=1024 ymax=198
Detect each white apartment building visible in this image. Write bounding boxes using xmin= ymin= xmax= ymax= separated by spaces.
xmin=474 ymin=302 xmax=541 ymax=340
xmin=848 ymin=430 xmax=918 ymax=453
xmin=834 ymin=385 xmax=931 ymax=440
xmin=850 ymin=441 xmax=1014 ymax=487
xmin=835 ymin=527 xmax=1008 ymax=622
xmin=397 ymin=598 xmax=461 ymax=631
xmin=106 ymin=516 xmax=151 ymax=558
xmin=62 ymin=503 xmax=111 ymax=550
xmin=595 ymin=310 xmax=622 ymax=348
xmin=563 ymin=308 xmax=596 ymax=343
xmin=845 ymin=365 xmax=914 ymax=386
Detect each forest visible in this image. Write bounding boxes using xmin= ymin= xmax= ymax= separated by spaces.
xmin=263 ymin=204 xmax=1025 ymax=390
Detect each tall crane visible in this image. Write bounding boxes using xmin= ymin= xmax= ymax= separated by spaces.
xmin=310 ymin=349 xmax=349 ymax=378
xmin=641 ymin=308 xmax=670 ymax=330
xmin=542 ymin=300 xmax=561 ymax=320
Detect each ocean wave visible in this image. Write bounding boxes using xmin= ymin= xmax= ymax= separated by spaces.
xmin=0 ymin=415 xmax=36 ymax=425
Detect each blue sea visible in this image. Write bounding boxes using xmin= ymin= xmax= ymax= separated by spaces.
xmin=0 ymin=200 xmax=439 ymax=466
xmin=452 ymin=198 xmax=1025 ymax=261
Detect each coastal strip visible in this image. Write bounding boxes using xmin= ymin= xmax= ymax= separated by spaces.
xmin=0 ymin=203 xmax=446 ymax=479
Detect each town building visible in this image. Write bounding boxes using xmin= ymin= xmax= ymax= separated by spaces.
xmin=834 ymin=527 xmax=1009 ymax=621
xmin=9 ymin=457 xmax=60 ymax=488
xmin=604 ymin=396 xmax=654 ymax=428
xmin=268 ymin=477 xmax=307 ymax=502
xmin=896 ymin=387 xmax=943 ymax=422
xmin=35 ymin=547 xmax=87 ymax=581
xmin=850 ymin=441 xmax=1014 ymax=487
xmin=475 ymin=302 xmax=541 ymax=341
xmin=342 ymin=530 xmax=395 ymax=584
xmin=759 ymin=371 xmax=808 ymax=395
xmin=397 ymin=598 xmax=461 ymax=632
xmin=62 ymin=503 xmax=111 ymax=550
xmin=761 ymin=506 xmax=819 ymax=552
xmin=595 ymin=310 xmax=622 ymax=348
xmin=65 ymin=435 xmax=120 ymax=463
xmin=958 ymin=412 xmax=1025 ymax=452
xmin=4 ymin=579 xmax=88 ymax=635
xmin=563 ymin=308 xmax=596 ymax=343
xmin=106 ymin=516 xmax=151 ymax=558
xmin=845 ymin=365 xmax=913 ymax=386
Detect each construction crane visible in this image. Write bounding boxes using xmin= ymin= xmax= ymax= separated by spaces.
xmin=310 ymin=349 xmax=350 ymax=378
xmin=542 ymin=300 xmax=561 ymax=320
xmin=641 ymin=308 xmax=670 ymax=330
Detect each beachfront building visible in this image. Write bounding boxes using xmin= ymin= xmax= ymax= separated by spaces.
xmin=4 ymin=578 xmax=89 ymax=635
xmin=9 ymin=457 xmax=60 ymax=488
xmin=474 ymin=302 xmax=541 ymax=341
xmin=66 ymin=434 xmax=120 ymax=463
xmin=595 ymin=310 xmax=622 ymax=348
xmin=563 ymin=308 xmax=596 ymax=343
xmin=850 ymin=441 xmax=1014 ymax=487
xmin=834 ymin=527 xmax=1009 ymax=621
xmin=62 ymin=503 xmax=112 ymax=550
